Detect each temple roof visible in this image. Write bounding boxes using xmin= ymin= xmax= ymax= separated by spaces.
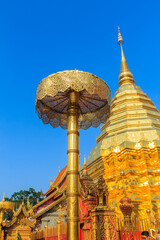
xmin=6 ymin=199 xmax=36 ymax=228
xmin=33 ymin=195 xmax=66 ymax=218
xmin=33 ymin=163 xmax=93 ymax=219
xmin=32 ymin=166 xmax=67 ymax=218
xmin=45 ymin=166 xmax=67 ymax=196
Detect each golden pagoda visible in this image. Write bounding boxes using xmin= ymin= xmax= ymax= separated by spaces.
xmin=84 ymin=28 xmax=160 ymax=219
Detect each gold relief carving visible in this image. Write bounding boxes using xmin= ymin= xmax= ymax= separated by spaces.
xmin=92 ymin=217 xmax=97 ymax=240
xmin=104 ymin=217 xmax=111 ymax=240
xmin=102 ymin=146 xmax=160 ymax=218
xmin=95 ymin=175 xmax=109 ymax=208
xmin=80 ymin=160 xmax=96 ymax=201
xmin=55 ymin=204 xmax=65 ymax=223
xmin=107 ymin=216 xmax=117 ymax=240
xmin=19 ymin=218 xmax=27 ymax=226
xmin=98 ymin=215 xmax=105 ymax=240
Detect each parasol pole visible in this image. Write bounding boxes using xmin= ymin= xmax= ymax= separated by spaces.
xmin=67 ymin=91 xmax=80 ymax=240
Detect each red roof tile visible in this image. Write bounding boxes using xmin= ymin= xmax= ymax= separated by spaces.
xmin=45 ymin=166 xmax=67 ymax=196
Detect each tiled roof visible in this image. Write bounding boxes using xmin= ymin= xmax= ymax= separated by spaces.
xmin=54 ymin=178 xmax=67 ymax=199
xmin=33 ymin=195 xmax=66 ymax=219
xmin=45 ymin=166 xmax=67 ymax=196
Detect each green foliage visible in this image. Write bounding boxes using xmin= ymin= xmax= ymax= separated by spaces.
xmin=17 ymin=232 xmax=22 ymax=240
xmin=3 ymin=208 xmax=13 ymax=222
xmin=10 ymin=188 xmax=43 ymax=206
xmin=3 ymin=188 xmax=44 ymax=221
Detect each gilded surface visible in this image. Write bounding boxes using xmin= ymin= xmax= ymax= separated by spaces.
xmin=85 ymin=32 xmax=160 ymax=221
xmin=4 ymin=200 xmax=36 ymax=240
xmin=36 ymin=70 xmax=111 ymax=129
xmin=66 ymin=91 xmax=80 ymax=240
xmin=91 ymin=210 xmax=117 ymax=240
xmin=6 ymin=201 xmax=36 ymax=229
xmin=36 ymin=70 xmax=111 ymax=240
xmin=0 ymin=194 xmax=15 ymax=233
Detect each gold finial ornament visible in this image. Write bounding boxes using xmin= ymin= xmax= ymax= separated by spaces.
xmin=118 ymin=27 xmax=124 ymax=45
xmin=83 ymin=155 xmax=87 ymax=176
xmin=118 ymin=27 xmax=135 ymax=86
xmin=50 ymin=178 xmax=54 ymax=189
xmin=2 ymin=193 xmax=5 ymax=202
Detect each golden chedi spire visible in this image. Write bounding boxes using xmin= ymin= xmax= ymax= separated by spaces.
xmin=118 ymin=27 xmax=135 ymax=86
xmin=86 ymin=28 xmax=160 ymax=219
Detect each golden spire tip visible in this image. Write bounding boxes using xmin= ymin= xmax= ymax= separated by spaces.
xmin=117 ymin=27 xmax=135 ymax=86
xmin=118 ymin=26 xmax=124 ymax=45
xmin=2 ymin=193 xmax=5 ymax=201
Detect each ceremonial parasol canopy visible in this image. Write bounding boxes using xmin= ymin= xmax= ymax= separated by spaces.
xmin=0 ymin=194 xmax=15 ymax=212
xmin=36 ymin=70 xmax=111 ymax=129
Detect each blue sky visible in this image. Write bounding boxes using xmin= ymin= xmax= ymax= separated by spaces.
xmin=0 ymin=0 xmax=160 ymax=198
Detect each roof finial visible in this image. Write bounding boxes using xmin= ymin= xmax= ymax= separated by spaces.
xmin=118 ymin=27 xmax=135 ymax=86
xmin=83 ymin=155 xmax=87 ymax=175
xmin=118 ymin=26 xmax=124 ymax=45
xmin=50 ymin=178 xmax=53 ymax=186
xmin=2 ymin=193 xmax=5 ymax=201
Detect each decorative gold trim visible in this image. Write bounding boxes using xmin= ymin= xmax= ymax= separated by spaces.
xmin=33 ymin=188 xmax=59 ymax=210
xmin=66 ymin=193 xmax=80 ymax=197
xmin=67 ymin=170 xmax=79 ymax=175
xmin=67 ymin=149 xmax=80 ymax=154
xmin=67 ymin=130 xmax=79 ymax=136
xmin=66 ymin=217 xmax=80 ymax=221
xmin=33 ymin=194 xmax=66 ymax=218
xmin=6 ymin=201 xmax=36 ymax=228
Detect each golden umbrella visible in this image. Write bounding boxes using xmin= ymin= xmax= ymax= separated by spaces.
xmin=0 ymin=194 xmax=15 ymax=233
xmin=35 ymin=70 xmax=111 ymax=240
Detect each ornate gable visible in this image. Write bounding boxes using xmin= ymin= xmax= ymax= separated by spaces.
xmin=6 ymin=199 xmax=36 ymax=229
